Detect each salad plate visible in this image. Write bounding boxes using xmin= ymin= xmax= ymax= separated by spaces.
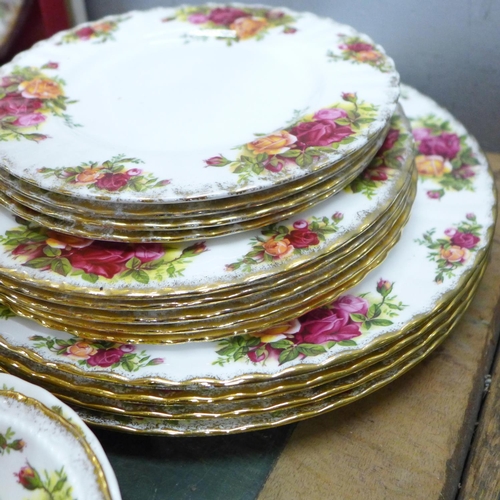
xmin=0 ymin=373 xmax=121 ymax=499
xmin=0 ymin=85 xmax=493 ymax=387
xmin=0 ymin=5 xmax=399 ymax=204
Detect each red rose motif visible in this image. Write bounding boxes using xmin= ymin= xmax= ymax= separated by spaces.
xmin=0 ymin=94 xmax=43 ymax=118
xmin=13 ymin=242 xmax=46 ymax=260
xmin=287 ymin=229 xmax=320 ymax=248
xmin=95 ymin=172 xmax=130 ymax=191
xmin=208 ymin=7 xmax=250 ymax=26
xmin=290 ymin=119 xmax=353 ymax=149
xmin=450 ymin=231 xmax=480 ymax=249
xmin=66 ymin=242 xmax=134 ymax=278
xmin=75 ymin=26 xmax=95 ymax=39
xmin=418 ymin=132 xmax=460 ymax=160
xmin=345 ymin=42 xmax=374 ymax=52
xmin=363 ymin=166 xmax=389 ymax=181
xmin=379 ymin=128 xmax=400 ymax=152
xmin=87 ymin=348 xmax=124 ymax=367
xmin=133 ymin=244 xmax=165 ymax=263
xmin=297 ymin=307 xmax=361 ymax=344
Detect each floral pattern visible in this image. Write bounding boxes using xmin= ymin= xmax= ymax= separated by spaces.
xmin=0 ymin=427 xmax=25 ymax=455
xmin=0 ymin=218 xmax=207 ymax=284
xmin=412 ymin=115 xmax=479 ymax=199
xmin=29 ymin=335 xmax=164 ymax=371
xmin=37 ymin=154 xmax=170 ymax=193
xmin=59 ymin=17 xmax=128 ymax=44
xmin=416 ymin=213 xmax=481 ymax=283
xmin=226 ymin=213 xmax=344 ymax=272
xmin=346 ymin=113 xmax=409 ymax=198
xmin=328 ymin=35 xmax=392 ymax=72
xmin=14 ymin=463 xmax=74 ymax=500
xmin=214 ymin=281 xmax=406 ymax=365
xmin=168 ymin=6 xmax=297 ymax=43
xmin=0 ymin=65 xmax=78 ymax=142
xmin=206 ymin=93 xmax=378 ymax=183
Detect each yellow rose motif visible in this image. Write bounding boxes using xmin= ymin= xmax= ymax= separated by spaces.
xmin=75 ymin=168 xmax=105 ymax=184
xmin=230 ymin=16 xmax=268 ymax=40
xmin=19 ymin=78 xmax=62 ymax=99
xmin=92 ymin=21 xmax=114 ymax=32
xmin=440 ymin=245 xmax=470 ymax=264
xmin=262 ymin=237 xmax=294 ymax=259
xmin=247 ymin=130 xmax=297 ymax=156
xmin=250 ymin=319 xmax=301 ymax=343
xmin=354 ymin=50 xmax=382 ymax=62
xmin=46 ymin=231 xmax=92 ymax=250
xmin=415 ymin=155 xmax=453 ymax=177
xmin=66 ymin=341 xmax=97 ymax=358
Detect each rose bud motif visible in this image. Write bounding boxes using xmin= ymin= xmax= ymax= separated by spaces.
xmin=466 ymin=213 xmax=476 ymax=221
xmin=341 ymin=92 xmax=357 ymax=103
xmin=9 ymin=439 xmax=26 ymax=451
xmin=376 ymin=279 xmax=393 ymax=297
xmin=204 ymin=155 xmax=230 ymax=167
xmin=427 ymin=190 xmax=443 ymax=200
xmin=332 ymin=212 xmax=343 ymax=221
xmin=283 ymin=26 xmax=297 ymax=34
xmin=15 ymin=464 xmax=42 ymax=490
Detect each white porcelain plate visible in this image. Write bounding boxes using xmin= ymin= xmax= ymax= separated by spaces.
xmin=0 ymin=373 xmax=121 ymax=499
xmin=0 ymin=4 xmax=398 ymax=203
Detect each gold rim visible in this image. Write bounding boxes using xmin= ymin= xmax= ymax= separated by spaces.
xmin=0 ymin=390 xmax=112 ymax=500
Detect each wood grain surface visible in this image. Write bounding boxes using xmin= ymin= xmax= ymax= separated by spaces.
xmin=258 ymin=153 xmax=500 ymax=500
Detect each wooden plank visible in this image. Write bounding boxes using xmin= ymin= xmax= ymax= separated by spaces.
xmin=258 ymin=153 xmax=500 ymax=500
xmin=458 ymin=308 xmax=500 ymax=497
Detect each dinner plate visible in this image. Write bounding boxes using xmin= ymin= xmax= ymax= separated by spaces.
xmin=0 ymin=5 xmax=399 ymax=204
xmin=0 ymin=373 xmax=121 ymax=499
xmin=1 ymin=253 xmax=483 ymax=420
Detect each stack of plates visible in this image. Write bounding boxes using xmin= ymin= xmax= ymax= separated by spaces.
xmin=0 ymin=7 xmax=399 ymax=242
xmin=0 ymin=5 xmax=494 ymax=436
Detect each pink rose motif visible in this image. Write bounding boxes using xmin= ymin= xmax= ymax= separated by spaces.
xmin=287 ymin=229 xmax=320 ymax=249
xmin=188 ymin=13 xmax=209 ymax=24
xmin=412 ymin=127 xmax=432 ymax=141
xmin=418 ymin=132 xmax=460 ymax=160
xmin=427 ymin=190 xmax=443 ymax=200
xmin=95 ymin=172 xmax=130 ymax=191
xmin=297 ymin=308 xmax=362 ymax=344
xmin=66 ymin=242 xmax=135 ymax=278
xmin=126 ymin=168 xmax=142 ymax=176
xmin=1 ymin=76 xmax=21 ymax=88
xmin=450 ymin=231 xmax=480 ymax=249
xmin=133 ymin=243 xmax=165 ymax=263
xmin=332 ymin=294 xmax=369 ymax=316
xmin=379 ymin=128 xmax=400 ymax=152
xmin=290 ymin=119 xmax=353 ymax=149
xmin=208 ymin=7 xmax=250 ymax=26
xmin=313 ymin=108 xmax=347 ymax=121
xmin=87 ymin=348 xmax=124 ymax=367
xmin=119 ymin=344 xmax=135 ymax=353
xmin=75 ymin=26 xmax=95 ymax=39
xmin=343 ymin=42 xmax=374 ymax=52
xmin=13 ymin=113 xmax=46 ymax=127
xmin=0 ymin=94 xmax=43 ymax=118
xmin=292 ymin=219 xmax=308 ymax=230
